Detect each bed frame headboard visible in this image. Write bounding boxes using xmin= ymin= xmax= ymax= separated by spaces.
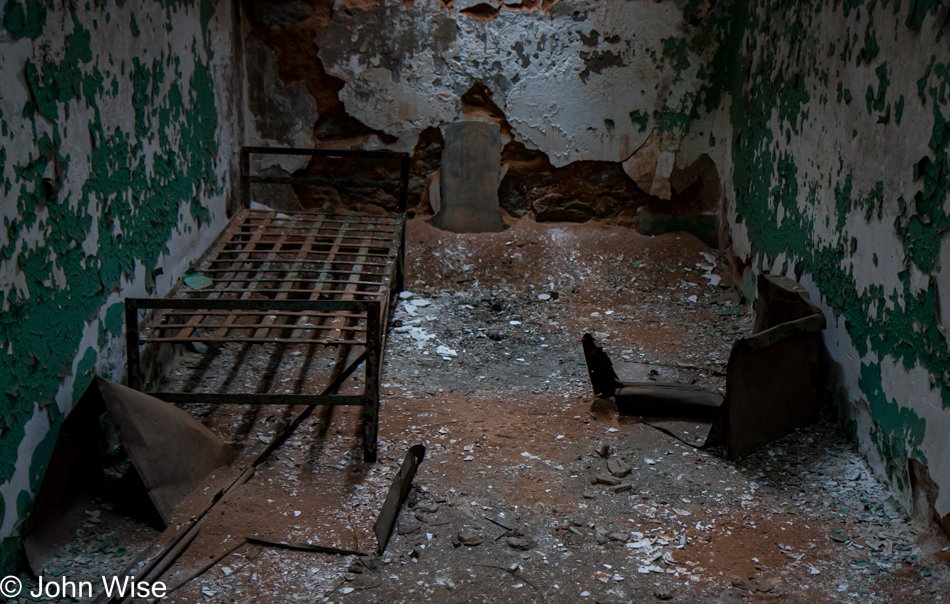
xmin=239 ymin=146 xmax=411 ymax=214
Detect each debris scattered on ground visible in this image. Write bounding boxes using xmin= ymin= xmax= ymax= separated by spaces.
xmin=24 ymin=218 xmax=949 ymax=602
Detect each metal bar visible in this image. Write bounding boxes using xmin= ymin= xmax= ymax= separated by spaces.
xmin=201 ymin=276 xmax=386 ymax=287
xmin=233 ymin=217 xmax=393 ymax=228
xmin=197 ymin=261 xmax=392 ymax=271
xmin=185 ymin=287 xmax=386 ymax=297
xmin=237 ymin=225 xmax=397 ymax=234
xmin=237 ymin=219 xmax=398 ymax=229
xmin=374 ymin=445 xmax=426 ymax=553
xmin=159 ymin=310 xmax=368 ymax=319
xmin=142 ymin=337 xmax=366 ymax=345
xmin=207 ymin=250 xmax=396 ymax=260
xmin=226 ymin=232 xmax=395 ymax=241
xmin=247 ymin=175 xmax=402 ymax=190
xmin=177 ymin=289 xmax=386 ymax=299
xmin=241 ymin=214 xmax=399 ymax=225
xmin=247 ymin=217 xmax=400 ymax=230
xmin=125 ymin=300 xmax=142 ymax=390
xmin=398 ymin=155 xmax=410 ymax=214
xmin=201 ymin=276 xmax=385 ymax=285
xmin=215 ymin=233 xmax=398 ymax=244
xmin=396 ymin=215 xmax=406 ymax=292
xmin=150 ymin=324 xmax=368 ymax=334
xmin=237 ymin=217 xmax=398 ymax=226
xmin=364 ymin=299 xmax=381 ymax=463
xmin=241 ymin=147 xmax=250 ymax=210
xmin=129 ymin=298 xmax=378 ymax=312
xmin=150 ymin=393 xmax=367 ymax=405
xmin=245 ymin=537 xmax=364 ymax=557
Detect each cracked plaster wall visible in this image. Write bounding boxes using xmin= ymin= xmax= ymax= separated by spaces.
xmin=243 ymin=36 xmax=319 ymax=172
xmin=244 ymin=0 xmax=729 ymax=218
xmin=714 ymin=0 xmax=950 ymax=534
xmin=0 ymin=0 xmax=241 ymax=571
xmin=316 ymin=0 xmax=709 ymax=165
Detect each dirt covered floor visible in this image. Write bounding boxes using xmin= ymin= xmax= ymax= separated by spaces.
xmin=24 ymin=217 xmax=950 ymax=603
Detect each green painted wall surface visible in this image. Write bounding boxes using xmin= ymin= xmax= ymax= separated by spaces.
xmin=715 ymin=0 xmax=950 ymax=520
xmin=0 ymin=0 xmax=238 ymax=572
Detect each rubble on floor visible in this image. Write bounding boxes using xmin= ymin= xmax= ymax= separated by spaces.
xmin=18 ymin=217 xmax=948 ymax=603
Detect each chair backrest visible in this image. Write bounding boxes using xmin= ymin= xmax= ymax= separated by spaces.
xmin=581 ymin=333 xmax=623 ymax=398
xmin=721 ymin=273 xmax=827 ymax=459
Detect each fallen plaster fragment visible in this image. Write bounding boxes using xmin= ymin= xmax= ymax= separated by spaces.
xmin=622 ymin=129 xmax=676 ymax=201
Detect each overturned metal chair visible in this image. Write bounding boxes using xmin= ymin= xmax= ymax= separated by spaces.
xmin=583 ymin=273 xmax=826 ymax=459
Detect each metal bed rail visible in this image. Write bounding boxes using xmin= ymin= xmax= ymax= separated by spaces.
xmin=126 ymin=297 xmax=381 ymax=400
xmin=123 ymin=147 xmax=410 ymax=462
xmin=240 ymin=146 xmax=411 ymax=215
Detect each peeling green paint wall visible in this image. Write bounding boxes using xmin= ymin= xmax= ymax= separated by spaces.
xmin=0 ymin=0 xmax=239 ymax=572
xmin=717 ymin=0 xmax=950 ymax=521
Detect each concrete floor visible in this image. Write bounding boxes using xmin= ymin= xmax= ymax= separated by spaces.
xmin=25 ymin=218 xmax=950 ymax=603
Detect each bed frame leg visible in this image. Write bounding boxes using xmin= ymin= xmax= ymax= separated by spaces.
xmin=364 ymin=301 xmax=382 ymax=463
xmin=364 ymin=399 xmax=379 ymax=463
xmin=125 ymin=299 xmax=142 ymax=391
xmin=395 ymin=219 xmax=406 ymax=293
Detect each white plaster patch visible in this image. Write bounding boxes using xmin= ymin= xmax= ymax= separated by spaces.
xmin=879 ymin=356 xmax=950 ymax=520
xmin=935 ymin=230 xmax=950 ymax=343
xmin=769 ymin=252 xmax=787 ymax=275
xmin=839 ymin=211 xmax=905 ymax=302
xmin=800 ymin=273 xmax=867 ymax=397
xmin=677 ymin=96 xmax=733 ymax=172
xmin=730 ymin=217 xmax=751 ymax=262
xmin=158 ymin=205 xmax=229 ymax=299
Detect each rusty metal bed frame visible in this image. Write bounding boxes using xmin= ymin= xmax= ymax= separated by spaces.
xmin=125 ymin=147 xmax=409 ymax=462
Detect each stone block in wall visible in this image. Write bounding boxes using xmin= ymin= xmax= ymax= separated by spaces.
xmin=635 ymin=210 xmax=719 ymax=248
xmin=533 ymin=194 xmax=596 ymax=223
xmin=499 ymin=179 xmax=529 ymax=218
